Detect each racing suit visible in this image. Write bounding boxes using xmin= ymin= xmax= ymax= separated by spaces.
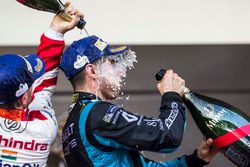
xmin=62 ymin=92 xmax=209 ymax=166
xmin=0 ymin=29 xmax=64 ymax=167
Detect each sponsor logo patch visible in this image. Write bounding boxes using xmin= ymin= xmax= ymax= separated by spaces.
xmin=103 ymin=105 xmax=118 ymax=123
xmin=62 ymin=123 xmax=77 ymax=156
xmin=94 ymin=39 xmax=108 ymax=51
xmin=121 ymin=112 xmax=138 ymax=123
xmin=165 ymin=102 xmax=179 ymax=129
xmin=22 ymin=57 xmax=33 ymax=74
xmin=34 ymin=58 xmax=43 ymax=73
xmin=15 ymin=83 xmax=28 ymax=97
xmin=109 ymin=46 xmax=127 ymax=53
xmin=0 ymin=135 xmax=49 ymax=152
xmin=74 ymin=55 xmax=89 ymax=69
xmin=2 ymin=119 xmax=22 ymax=132
xmin=112 ymin=111 xmax=122 ymax=125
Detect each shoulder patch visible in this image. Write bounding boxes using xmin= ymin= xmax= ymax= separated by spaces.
xmin=103 ymin=105 xmax=119 ymax=123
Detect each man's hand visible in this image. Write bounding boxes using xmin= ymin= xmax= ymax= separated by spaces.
xmin=157 ymin=69 xmax=185 ymax=96
xmin=197 ymin=138 xmax=218 ymax=163
xmin=50 ymin=2 xmax=84 ymax=34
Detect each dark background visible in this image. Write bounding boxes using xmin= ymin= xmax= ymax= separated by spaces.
xmin=1 ymin=45 xmax=250 ymax=167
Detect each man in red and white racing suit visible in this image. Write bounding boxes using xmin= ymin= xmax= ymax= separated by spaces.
xmin=0 ymin=3 xmax=83 ymax=167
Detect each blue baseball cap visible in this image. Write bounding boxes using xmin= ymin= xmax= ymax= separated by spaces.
xmin=0 ymin=54 xmax=45 ymax=105
xmin=60 ymin=35 xmax=130 ymax=79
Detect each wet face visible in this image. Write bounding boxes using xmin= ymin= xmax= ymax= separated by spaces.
xmin=96 ymin=50 xmax=137 ymax=100
xmin=97 ymin=58 xmax=126 ymax=100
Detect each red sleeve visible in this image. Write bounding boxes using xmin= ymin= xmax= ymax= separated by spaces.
xmin=32 ymin=34 xmax=65 ymax=95
xmin=27 ymin=33 xmax=65 ymax=117
xmin=36 ymin=34 xmax=65 ymax=72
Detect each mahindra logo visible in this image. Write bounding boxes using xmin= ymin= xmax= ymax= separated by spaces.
xmin=0 ymin=119 xmax=26 ymax=133
xmin=0 ymin=135 xmax=48 ymax=151
xmin=4 ymin=119 xmax=21 ymax=131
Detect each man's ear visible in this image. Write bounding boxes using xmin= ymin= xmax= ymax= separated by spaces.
xmin=16 ymin=91 xmax=30 ymax=109
xmin=85 ymin=64 xmax=98 ymax=79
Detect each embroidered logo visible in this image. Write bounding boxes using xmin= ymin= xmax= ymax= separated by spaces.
xmin=34 ymin=58 xmax=43 ymax=73
xmin=74 ymin=55 xmax=89 ymax=69
xmin=110 ymin=46 xmax=127 ymax=53
xmin=122 ymin=112 xmax=138 ymax=123
xmin=103 ymin=105 xmax=118 ymax=123
xmin=0 ymin=119 xmax=27 ymax=133
xmin=15 ymin=83 xmax=28 ymax=97
xmin=94 ymin=39 xmax=108 ymax=51
xmin=20 ymin=56 xmax=33 ymax=73
xmin=165 ymin=102 xmax=179 ymax=129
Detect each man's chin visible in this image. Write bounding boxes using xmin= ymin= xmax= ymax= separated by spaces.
xmin=107 ymin=95 xmax=117 ymax=100
xmin=108 ymin=90 xmax=121 ymax=100
xmin=112 ymin=90 xmax=121 ymax=99
xmin=103 ymin=82 xmax=123 ymax=100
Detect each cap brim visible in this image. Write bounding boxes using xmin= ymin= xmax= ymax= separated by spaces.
xmin=25 ymin=54 xmax=45 ymax=81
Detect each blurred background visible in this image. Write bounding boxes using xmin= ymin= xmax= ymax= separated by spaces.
xmin=1 ymin=0 xmax=250 ymax=166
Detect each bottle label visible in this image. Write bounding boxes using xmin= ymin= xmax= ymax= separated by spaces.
xmin=213 ymin=123 xmax=250 ymax=148
xmin=224 ymin=147 xmax=249 ymax=167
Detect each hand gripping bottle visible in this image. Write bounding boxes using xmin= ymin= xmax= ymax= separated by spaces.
xmin=156 ymin=69 xmax=250 ymax=167
xmin=17 ymin=0 xmax=86 ymax=29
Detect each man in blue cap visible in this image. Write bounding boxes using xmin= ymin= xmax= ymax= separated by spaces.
xmin=0 ymin=2 xmax=83 ymax=166
xmin=60 ymin=36 xmax=217 ymax=166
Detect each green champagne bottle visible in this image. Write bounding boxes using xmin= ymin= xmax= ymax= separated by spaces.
xmin=17 ymin=0 xmax=86 ymax=29
xmin=156 ymin=69 xmax=250 ymax=167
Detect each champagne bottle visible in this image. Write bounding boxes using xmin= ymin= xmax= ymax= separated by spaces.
xmin=17 ymin=0 xmax=86 ymax=29
xmin=155 ymin=69 xmax=250 ymax=167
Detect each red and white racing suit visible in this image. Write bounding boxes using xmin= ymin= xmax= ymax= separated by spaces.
xmin=0 ymin=29 xmax=64 ymax=167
